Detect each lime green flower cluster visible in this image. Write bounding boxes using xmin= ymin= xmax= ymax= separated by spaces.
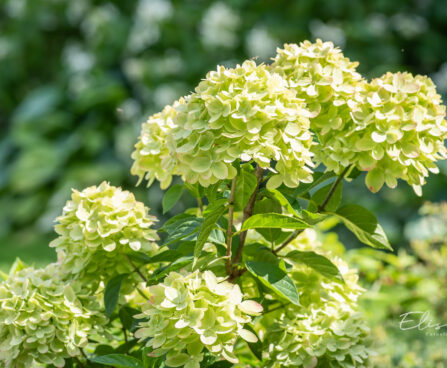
xmin=0 ymin=262 xmax=105 ymax=368
xmin=132 ymin=60 xmax=314 ymax=189
xmin=262 ymin=230 xmax=371 ymax=367
xmin=50 ymin=181 xmax=159 ymax=284
xmin=131 ymin=102 xmax=182 ymax=189
xmin=273 ymin=41 xmax=447 ymax=194
xmin=271 ymin=40 xmax=365 ymax=172
xmin=135 ymin=270 xmax=263 ymax=367
xmin=350 ymin=72 xmax=447 ymax=194
xmin=132 ymin=39 xmax=447 ymax=194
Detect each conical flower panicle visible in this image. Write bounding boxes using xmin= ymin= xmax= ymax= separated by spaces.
xmin=0 ymin=262 xmax=105 ymax=368
xmin=135 ymin=270 xmax=263 ymax=368
xmin=50 ymin=181 xmax=159 ymax=286
xmin=132 ymin=60 xmax=315 ymax=190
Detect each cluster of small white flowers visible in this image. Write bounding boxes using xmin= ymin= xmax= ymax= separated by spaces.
xmin=135 ymin=270 xmax=263 ymax=367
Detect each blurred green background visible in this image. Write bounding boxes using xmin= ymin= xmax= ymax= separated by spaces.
xmin=1 ymin=0 xmax=447 ymax=270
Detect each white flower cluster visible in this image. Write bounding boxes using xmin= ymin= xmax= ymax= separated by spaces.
xmin=135 ymin=270 xmax=263 ymax=367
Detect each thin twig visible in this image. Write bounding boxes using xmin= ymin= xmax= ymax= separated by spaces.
xmin=273 ymin=230 xmax=303 ymax=255
xmin=126 ymin=255 xmax=148 ymax=282
xmin=136 ymin=286 xmax=150 ymax=300
xmin=226 ymin=177 xmax=238 ymax=275
xmin=318 ymin=165 xmax=351 ymax=212
xmin=233 ymin=165 xmax=265 ymax=265
xmin=122 ymin=326 xmax=128 ymax=343
xmin=75 ymin=357 xmax=86 ymax=368
xmin=264 ymin=303 xmax=289 ymax=315
xmin=273 ymin=165 xmax=351 ymax=254
xmin=197 ymin=197 xmax=203 ymax=215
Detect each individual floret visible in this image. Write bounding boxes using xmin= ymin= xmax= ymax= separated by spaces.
xmin=135 ymin=270 xmax=263 ymax=367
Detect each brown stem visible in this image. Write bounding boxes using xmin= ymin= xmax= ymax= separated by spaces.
xmin=228 ymin=267 xmax=247 ymax=282
xmin=225 ymin=177 xmax=238 ymax=275
xmin=126 ymin=255 xmax=147 ymax=282
xmin=233 ymin=165 xmax=265 ymax=265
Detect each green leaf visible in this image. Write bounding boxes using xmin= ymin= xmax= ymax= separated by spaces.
xmin=239 ymin=213 xmax=310 ymax=233
xmin=161 ymin=215 xmax=202 ymax=246
xmin=244 ymin=325 xmax=263 ymax=361
xmin=268 ymin=189 xmax=300 ymax=217
xmin=94 ymin=344 xmax=115 ymax=356
xmin=285 ymin=250 xmax=343 ymax=281
xmin=162 ymin=184 xmax=184 ymax=214
xmin=245 ymin=261 xmax=299 ymax=305
xmin=204 ymin=182 xmax=221 ymax=203
xmin=333 ymin=204 xmax=392 ymax=250
xmin=184 ymin=183 xmax=201 ymax=198
xmin=300 ymin=210 xmax=328 ymax=225
xmin=152 ymin=255 xmax=194 ymax=280
xmin=115 ymin=339 xmax=139 ymax=354
xmin=146 ymin=250 xmax=183 ymax=264
xmin=235 ymin=167 xmax=257 ymax=211
xmin=295 ymin=171 xmax=336 ymax=196
xmin=119 ymin=306 xmax=141 ymax=331
xmin=193 ymin=203 xmax=227 ymax=267
xmin=208 ymin=361 xmax=234 ymax=368
xmin=311 ymin=181 xmax=343 ymax=212
xmin=90 ymin=354 xmax=144 ymax=368
xmin=253 ymin=196 xmax=282 ymax=243
xmin=104 ymin=273 xmax=129 ymax=318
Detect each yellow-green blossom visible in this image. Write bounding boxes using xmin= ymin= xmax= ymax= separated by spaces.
xmin=131 ymin=102 xmax=181 ymax=189
xmin=132 ymin=60 xmax=314 ymax=189
xmin=349 ymin=72 xmax=447 ymax=195
xmin=135 ymin=270 xmax=263 ymax=367
xmin=0 ymin=261 xmax=105 ymax=368
xmin=50 ymin=182 xmax=159 ymax=285
xmin=271 ymin=39 xmax=365 ymax=168
xmin=262 ymin=230 xmax=371 ymax=367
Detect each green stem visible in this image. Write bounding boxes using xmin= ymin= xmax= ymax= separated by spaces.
xmin=273 ymin=230 xmax=302 ymax=255
xmin=136 ymin=286 xmax=150 ymax=300
xmin=126 ymin=255 xmax=147 ymax=283
xmin=233 ymin=165 xmax=264 ymax=265
xmin=197 ymin=197 xmax=203 ymax=215
xmin=122 ymin=326 xmax=128 ymax=343
xmin=226 ymin=177 xmax=238 ymax=275
xmin=318 ymin=165 xmax=351 ymax=212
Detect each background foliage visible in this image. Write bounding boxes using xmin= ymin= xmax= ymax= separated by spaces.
xmin=2 ymin=0 xmax=447 ymax=268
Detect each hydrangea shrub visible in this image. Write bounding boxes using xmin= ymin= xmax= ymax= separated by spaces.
xmin=1 ymin=40 xmax=446 ymax=367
